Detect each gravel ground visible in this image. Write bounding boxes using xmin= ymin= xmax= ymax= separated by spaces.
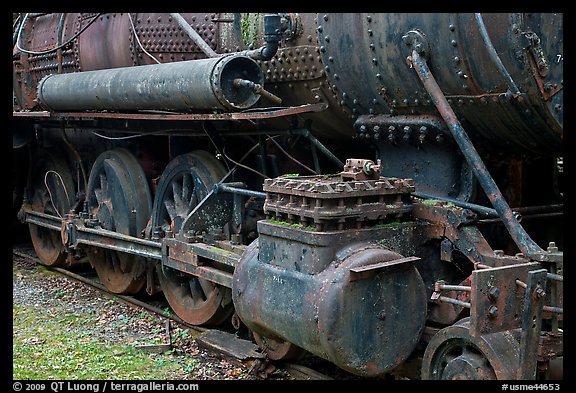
xmin=12 ymin=248 xmax=290 ymax=381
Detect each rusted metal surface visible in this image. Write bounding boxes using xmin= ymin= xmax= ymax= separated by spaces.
xmin=85 ymin=149 xmax=152 ymax=294
xmin=340 ymin=159 xmax=381 ymax=181
xmin=245 ymin=13 xmax=355 ymax=139
xmin=157 ymin=259 xmax=233 ymax=327
xmin=169 ymin=13 xmax=218 ymax=58
xmin=233 ymin=237 xmax=427 ymax=377
xmin=12 ymin=13 xmax=225 ymax=107
xmin=349 ymin=256 xmax=420 ymax=282
xmin=161 ymin=239 xmax=234 ymax=288
xmin=317 ymin=13 xmax=562 ymax=154
xmin=409 ymin=49 xmax=545 ymax=259
xmin=422 ymin=317 xmax=521 ymax=380
xmin=12 ymin=103 xmax=327 ymax=122
xmin=24 ymin=148 xmax=74 ymax=266
xmin=37 ymin=54 xmax=264 ymax=112
xmin=518 ymin=269 xmax=548 ymax=379
xmin=13 ymin=13 xmax=82 ymax=109
xmin=469 ymin=262 xmax=541 ymax=336
xmin=12 ymin=12 xmax=564 ymax=381
xmin=233 ymin=167 xmax=427 ymax=377
xmin=263 ymin=170 xmax=414 ymax=232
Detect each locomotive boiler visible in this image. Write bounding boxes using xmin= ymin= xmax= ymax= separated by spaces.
xmin=12 ymin=13 xmax=563 ymax=380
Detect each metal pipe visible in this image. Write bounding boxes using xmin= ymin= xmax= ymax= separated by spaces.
xmin=438 ymin=284 xmax=472 ymax=292
xmin=37 ymin=54 xmax=264 ymax=112
xmin=233 ymin=78 xmax=282 ymax=104
xmin=479 ymin=212 xmax=561 ymax=224
xmin=213 ymin=183 xmax=267 ymax=199
xmin=438 ymin=296 xmax=471 ymax=308
xmin=516 ymin=279 xmax=527 ymax=288
xmin=547 ymin=272 xmax=563 ymax=282
xmin=169 ymin=13 xmax=218 ymax=58
xmin=413 ymin=191 xmax=513 ymax=219
xmin=513 ymin=204 xmax=563 ymax=214
xmin=297 ymin=129 xmax=345 ymax=168
xmin=543 ymin=305 xmax=563 ymax=314
xmin=474 ymin=13 xmax=521 ymax=96
xmin=409 ymin=49 xmax=543 ymax=258
xmin=239 ymin=14 xmax=281 ymax=61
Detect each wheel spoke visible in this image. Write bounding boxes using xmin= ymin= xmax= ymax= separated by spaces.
xmin=86 ymin=149 xmax=151 ymax=294
xmin=198 ymin=278 xmax=214 ymax=299
xmin=99 ymin=173 xmax=108 ymax=196
xmin=182 ymin=173 xmax=192 ymax=202
xmin=28 ymin=149 xmax=75 ymax=266
xmin=152 ymin=151 xmax=232 ymax=327
xmin=172 ymin=179 xmax=183 ymax=208
xmin=188 ymin=278 xmax=206 ymax=303
xmin=163 ymin=199 xmax=177 ymax=224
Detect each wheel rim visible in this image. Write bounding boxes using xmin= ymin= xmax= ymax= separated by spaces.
xmin=421 ymin=317 xmax=520 ymax=380
xmin=27 ymin=148 xmax=74 ymax=266
xmin=152 ymin=151 xmax=233 ymax=326
xmin=86 ymin=149 xmax=151 ymax=294
xmin=253 ymin=332 xmax=306 ymax=361
xmin=157 ymin=264 xmax=233 ymax=326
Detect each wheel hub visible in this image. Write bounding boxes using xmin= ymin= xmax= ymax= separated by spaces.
xmin=442 ymin=352 xmax=496 ymax=380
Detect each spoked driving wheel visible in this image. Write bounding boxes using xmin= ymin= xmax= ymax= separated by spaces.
xmin=421 ymin=317 xmax=520 ymax=380
xmin=27 ymin=148 xmax=75 ymax=266
xmin=86 ymin=149 xmax=152 ymax=294
xmin=152 ymin=151 xmax=233 ymax=326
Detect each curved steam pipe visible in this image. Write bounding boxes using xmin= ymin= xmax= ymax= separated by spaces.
xmin=241 ymin=13 xmax=281 ymax=61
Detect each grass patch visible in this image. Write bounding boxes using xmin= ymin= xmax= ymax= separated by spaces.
xmin=13 ymin=304 xmax=196 ymax=380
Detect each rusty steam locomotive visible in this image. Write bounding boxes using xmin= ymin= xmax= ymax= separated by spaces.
xmin=12 ymin=13 xmax=563 ymax=380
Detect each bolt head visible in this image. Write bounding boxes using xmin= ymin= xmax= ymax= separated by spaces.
xmin=488 ymin=305 xmax=499 ymax=318
xmin=488 ymin=286 xmax=500 ymax=300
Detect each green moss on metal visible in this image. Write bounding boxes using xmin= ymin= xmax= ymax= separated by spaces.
xmin=267 ymin=218 xmax=316 ymax=231
xmin=420 ymin=199 xmax=459 ymax=209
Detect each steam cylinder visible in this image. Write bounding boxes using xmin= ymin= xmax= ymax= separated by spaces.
xmin=233 ymin=229 xmax=428 ymax=377
xmin=36 ymin=54 xmax=264 ymax=112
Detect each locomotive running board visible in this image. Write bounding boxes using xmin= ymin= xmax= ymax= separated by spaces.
xmin=12 ymin=102 xmax=328 ymax=122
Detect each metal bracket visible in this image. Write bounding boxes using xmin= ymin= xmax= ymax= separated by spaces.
xmin=402 ymin=29 xmax=430 ymax=60
xmin=469 ymin=262 xmax=541 ymax=336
